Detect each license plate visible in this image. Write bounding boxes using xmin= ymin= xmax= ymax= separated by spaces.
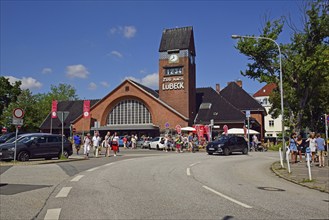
xmin=209 ymin=148 xmax=214 ymax=150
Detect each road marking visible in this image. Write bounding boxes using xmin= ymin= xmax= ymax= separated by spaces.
xmin=44 ymin=208 xmax=61 ymax=220
xmin=87 ymin=167 xmax=100 ymax=172
xmin=202 ymin=185 xmax=252 ymax=209
xmin=103 ymin=162 xmax=115 ymax=167
xmin=186 ymin=168 xmax=191 ymax=176
xmin=190 ymin=161 xmax=201 ymax=167
xmin=71 ymin=175 xmax=84 ymax=182
xmin=55 ymin=187 xmax=72 ymax=198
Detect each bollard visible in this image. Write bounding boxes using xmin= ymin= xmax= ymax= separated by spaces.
xmin=286 ymin=148 xmax=291 ymax=173
xmin=279 ymin=147 xmax=284 ymax=168
xmin=307 ymin=153 xmax=312 ymax=181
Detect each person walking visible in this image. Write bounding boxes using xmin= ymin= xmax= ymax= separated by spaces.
xmin=92 ymin=132 xmax=101 ymax=158
xmin=123 ymin=135 xmax=128 ymax=149
xmin=73 ymin=134 xmax=81 ymax=155
xmin=296 ymin=135 xmax=303 ymax=163
xmin=306 ymin=133 xmax=316 ymax=164
xmin=289 ymin=133 xmax=298 ymax=163
xmin=104 ymin=131 xmax=111 ymax=157
xmin=187 ymin=132 xmax=193 ymax=152
xmin=315 ymin=133 xmax=326 ymax=167
xmin=83 ymin=133 xmax=91 ymax=159
xmin=112 ymin=132 xmax=119 ymax=156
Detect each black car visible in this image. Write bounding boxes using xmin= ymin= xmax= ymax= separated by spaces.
xmin=0 ymin=133 xmax=73 ymax=161
xmin=206 ymin=135 xmax=248 ymax=156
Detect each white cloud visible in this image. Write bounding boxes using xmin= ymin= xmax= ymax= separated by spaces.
xmin=41 ymin=67 xmax=52 ymax=74
xmin=108 ymin=25 xmax=137 ymax=39
xmin=110 ymin=50 xmax=123 ymax=58
xmin=100 ymin=81 xmax=109 ymax=88
xmin=124 ymin=73 xmax=158 ymax=89
xmin=66 ymin=64 xmax=89 ymax=79
xmin=5 ymin=76 xmax=42 ymax=90
xmin=88 ymin=82 xmax=97 ymax=90
xmin=123 ymin=26 xmax=137 ymax=39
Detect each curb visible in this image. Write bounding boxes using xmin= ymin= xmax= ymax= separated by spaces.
xmin=271 ymin=161 xmax=328 ymax=193
xmin=0 ymin=157 xmax=85 ymax=167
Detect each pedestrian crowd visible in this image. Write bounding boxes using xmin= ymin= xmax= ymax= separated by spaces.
xmin=288 ymin=132 xmax=326 ymax=167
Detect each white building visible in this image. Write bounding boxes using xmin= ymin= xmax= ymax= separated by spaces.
xmin=253 ymin=83 xmax=282 ymax=138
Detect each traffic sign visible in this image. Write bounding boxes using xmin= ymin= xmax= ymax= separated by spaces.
xmin=2 ymin=127 xmax=7 ymax=133
xmin=58 ymin=111 xmax=69 ymax=123
xmin=246 ymin=110 xmax=251 ymax=118
xmin=13 ymin=108 xmax=24 ymax=119
xmin=12 ymin=117 xmax=24 ymax=125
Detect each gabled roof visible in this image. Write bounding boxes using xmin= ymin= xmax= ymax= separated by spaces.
xmin=40 ymin=100 xmax=99 ymax=129
xmin=195 ymin=87 xmax=245 ymax=124
xmin=253 ymin=83 xmax=277 ymax=97
xmin=132 ymin=80 xmax=159 ymax=98
xmin=220 ymin=82 xmax=265 ymax=112
xmin=159 ymin=26 xmax=196 ymax=55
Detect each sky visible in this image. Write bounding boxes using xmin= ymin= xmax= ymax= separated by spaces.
xmin=1 ymin=0 xmax=306 ymax=100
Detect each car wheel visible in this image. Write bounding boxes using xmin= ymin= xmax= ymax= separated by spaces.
xmin=223 ymin=148 xmax=230 ymax=156
xmin=18 ymin=151 xmax=30 ymax=161
xmin=58 ymin=150 xmax=69 ymax=159
xmin=156 ymin=145 xmax=159 ymax=150
xmin=242 ymin=147 xmax=248 ymax=155
xmin=208 ymin=152 xmax=213 ymax=155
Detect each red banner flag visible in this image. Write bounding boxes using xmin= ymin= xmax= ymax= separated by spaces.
xmin=83 ymin=100 xmax=90 ymax=118
xmin=51 ymin=100 xmax=58 ymax=118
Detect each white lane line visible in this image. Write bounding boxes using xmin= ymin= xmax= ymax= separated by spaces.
xmin=202 ymin=185 xmax=252 ymax=209
xmin=71 ymin=175 xmax=84 ymax=182
xmin=103 ymin=162 xmax=115 ymax=167
xmin=44 ymin=208 xmax=61 ymax=220
xmin=187 ymin=168 xmax=191 ymax=176
xmin=55 ymin=187 xmax=72 ymax=198
xmin=87 ymin=167 xmax=100 ymax=172
xmin=190 ymin=161 xmax=201 ymax=167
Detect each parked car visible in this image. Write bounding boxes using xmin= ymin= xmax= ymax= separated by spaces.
xmin=148 ymin=137 xmax=165 ymax=150
xmin=0 ymin=133 xmax=73 ymax=161
xmin=206 ymin=135 xmax=248 ymax=155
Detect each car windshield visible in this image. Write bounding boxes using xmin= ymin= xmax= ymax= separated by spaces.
xmin=5 ymin=135 xmax=24 ymax=143
xmin=0 ymin=133 xmax=12 ymax=141
xmin=216 ymin=135 xmax=229 ymax=144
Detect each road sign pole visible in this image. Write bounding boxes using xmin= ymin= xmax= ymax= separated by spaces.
xmin=50 ymin=117 xmax=53 ymax=134
xmin=14 ymin=126 xmax=18 ymax=163
xmin=247 ymin=117 xmax=250 ymax=152
xmin=325 ymin=114 xmax=328 ymax=157
xmin=61 ymin=113 xmax=64 ymax=158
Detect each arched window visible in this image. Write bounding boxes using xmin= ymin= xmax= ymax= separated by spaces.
xmin=107 ymin=99 xmax=152 ymax=125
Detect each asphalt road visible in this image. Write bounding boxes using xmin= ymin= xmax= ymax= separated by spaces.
xmin=1 ymin=150 xmax=328 ymax=219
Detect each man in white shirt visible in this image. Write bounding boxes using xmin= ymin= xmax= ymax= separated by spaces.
xmin=92 ymin=132 xmax=101 ymax=157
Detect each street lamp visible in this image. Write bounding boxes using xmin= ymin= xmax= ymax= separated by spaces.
xmin=231 ymin=34 xmax=285 ymax=155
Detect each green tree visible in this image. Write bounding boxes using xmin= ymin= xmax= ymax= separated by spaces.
xmin=234 ymin=1 xmax=329 ymax=132
xmin=0 ymin=76 xmax=22 ymax=117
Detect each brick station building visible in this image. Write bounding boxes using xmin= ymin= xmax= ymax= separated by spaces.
xmin=40 ymin=26 xmax=265 ymax=139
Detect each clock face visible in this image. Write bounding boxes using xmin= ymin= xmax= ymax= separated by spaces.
xmin=169 ymin=54 xmax=179 ymax=63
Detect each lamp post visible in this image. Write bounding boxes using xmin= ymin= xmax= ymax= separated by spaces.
xmin=231 ymin=34 xmax=285 ymax=155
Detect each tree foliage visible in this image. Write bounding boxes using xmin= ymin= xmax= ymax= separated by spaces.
xmin=0 ymin=76 xmax=22 ymax=116
xmin=0 ymin=82 xmax=79 ymax=132
xmin=234 ymin=1 xmax=329 ymax=133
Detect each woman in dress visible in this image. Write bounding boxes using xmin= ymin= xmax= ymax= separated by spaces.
xmin=289 ymin=133 xmax=298 ymax=163
xmin=112 ymin=132 xmax=119 ymax=156
xmin=83 ymin=133 xmax=91 ymax=159
xmin=306 ymin=133 xmax=316 ymax=164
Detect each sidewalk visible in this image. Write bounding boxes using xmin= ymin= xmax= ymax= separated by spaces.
xmin=272 ymin=160 xmax=329 ymax=193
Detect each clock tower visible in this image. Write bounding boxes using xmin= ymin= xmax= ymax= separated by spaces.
xmin=158 ymin=26 xmax=196 ymax=125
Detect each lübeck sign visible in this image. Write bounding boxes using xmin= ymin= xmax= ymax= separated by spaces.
xmin=162 ymin=76 xmax=184 ymax=91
